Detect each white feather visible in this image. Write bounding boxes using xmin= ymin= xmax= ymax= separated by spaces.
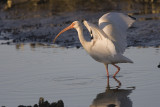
xmin=99 ymin=12 xmax=135 ymax=54
xmin=83 ymin=12 xmax=134 ymax=64
xmin=83 ymin=20 xmax=117 ymax=58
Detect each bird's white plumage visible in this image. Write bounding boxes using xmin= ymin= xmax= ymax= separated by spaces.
xmin=99 ymin=12 xmax=135 ymax=54
xmin=83 ymin=12 xmax=134 ymax=64
xmin=83 ymin=20 xmax=116 ymax=57
xmin=54 ymin=12 xmax=135 ymax=76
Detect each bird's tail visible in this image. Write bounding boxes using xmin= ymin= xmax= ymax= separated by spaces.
xmin=120 ymin=55 xmax=133 ymax=63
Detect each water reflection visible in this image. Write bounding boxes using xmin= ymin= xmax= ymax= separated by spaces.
xmin=90 ymin=77 xmax=135 ymax=107
xmin=15 ymin=43 xmax=57 ymax=51
xmin=15 ymin=43 xmax=80 ymax=51
xmin=14 ymin=43 xmax=160 ymax=51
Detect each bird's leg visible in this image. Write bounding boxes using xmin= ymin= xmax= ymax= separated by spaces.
xmin=112 ymin=64 xmax=120 ymax=77
xmin=104 ymin=64 xmax=109 ymax=77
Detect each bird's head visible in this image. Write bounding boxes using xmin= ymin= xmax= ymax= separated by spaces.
xmin=53 ymin=21 xmax=81 ymax=43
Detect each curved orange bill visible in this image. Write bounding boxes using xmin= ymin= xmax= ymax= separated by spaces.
xmin=53 ymin=23 xmax=74 ymax=43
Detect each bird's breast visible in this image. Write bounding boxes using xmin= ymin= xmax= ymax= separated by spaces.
xmin=87 ymin=42 xmax=114 ymax=63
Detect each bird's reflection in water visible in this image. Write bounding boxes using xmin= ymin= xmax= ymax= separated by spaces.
xmin=90 ymin=77 xmax=135 ymax=107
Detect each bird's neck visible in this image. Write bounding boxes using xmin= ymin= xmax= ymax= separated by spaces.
xmin=76 ymin=26 xmax=89 ymax=50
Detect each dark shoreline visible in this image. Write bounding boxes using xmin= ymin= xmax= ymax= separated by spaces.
xmin=2 ymin=97 xmax=64 ymax=107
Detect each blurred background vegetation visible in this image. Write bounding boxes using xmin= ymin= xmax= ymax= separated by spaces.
xmin=0 ymin=0 xmax=160 ymax=19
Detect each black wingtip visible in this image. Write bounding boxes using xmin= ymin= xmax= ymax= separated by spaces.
xmin=128 ymin=15 xmax=136 ymax=20
xmin=91 ymin=36 xmax=94 ymax=40
xmin=81 ymin=19 xmax=85 ymax=23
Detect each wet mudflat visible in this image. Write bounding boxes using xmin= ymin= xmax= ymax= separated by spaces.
xmin=1 ymin=0 xmax=160 ymax=47
xmin=0 ymin=44 xmax=159 ymax=107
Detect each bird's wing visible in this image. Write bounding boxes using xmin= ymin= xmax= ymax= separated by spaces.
xmin=83 ymin=20 xmax=106 ymax=40
xmin=99 ymin=12 xmax=135 ymax=54
xmin=83 ymin=20 xmax=116 ymax=56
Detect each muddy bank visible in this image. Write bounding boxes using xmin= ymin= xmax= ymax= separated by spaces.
xmin=1 ymin=12 xmax=160 ymax=48
xmin=0 ymin=0 xmax=160 ymax=47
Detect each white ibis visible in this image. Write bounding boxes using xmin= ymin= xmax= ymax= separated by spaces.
xmin=53 ymin=12 xmax=135 ymax=77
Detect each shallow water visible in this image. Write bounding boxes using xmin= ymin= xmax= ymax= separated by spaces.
xmin=0 ymin=43 xmax=160 ymax=107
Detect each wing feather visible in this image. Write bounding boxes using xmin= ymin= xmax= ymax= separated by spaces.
xmin=99 ymin=12 xmax=135 ymax=54
xmin=83 ymin=20 xmax=116 ymax=56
